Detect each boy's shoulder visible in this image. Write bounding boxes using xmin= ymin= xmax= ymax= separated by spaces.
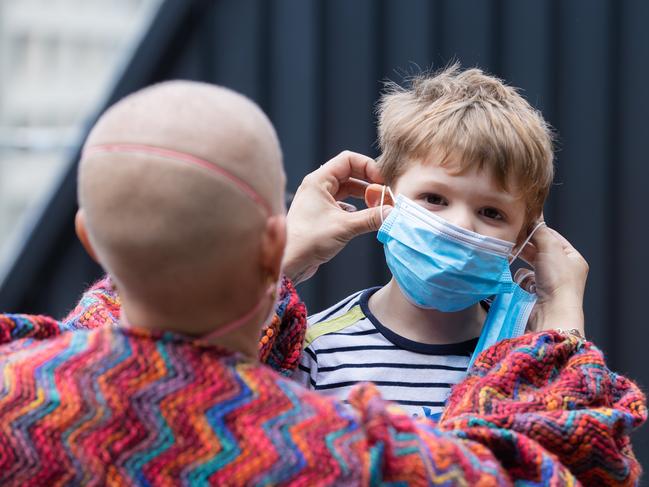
xmin=306 ymin=288 xmax=365 ymax=325
xmin=305 ymin=287 xmax=379 ymax=349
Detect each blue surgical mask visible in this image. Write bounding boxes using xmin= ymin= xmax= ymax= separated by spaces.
xmin=377 ymin=188 xmax=544 ymax=366
xmin=378 ymin=191 xmax=517 ymax=312
xmin=467 ymin=284 xmax=537 ymax=368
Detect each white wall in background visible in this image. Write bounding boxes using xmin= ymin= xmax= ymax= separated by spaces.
xmin=0 ymin=0 xmax=162 ymax=269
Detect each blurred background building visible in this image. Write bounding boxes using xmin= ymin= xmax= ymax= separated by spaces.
xmin=0 ymin=0 xmax=647 ymax=470
xmin=0 ymin=0 xmax=161 ymax=273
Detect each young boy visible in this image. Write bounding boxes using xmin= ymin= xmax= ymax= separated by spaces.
xmin=294 ymin=65 xmax=554 ymax=418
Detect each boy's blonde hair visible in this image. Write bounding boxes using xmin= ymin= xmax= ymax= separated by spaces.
xmin=377 ymin=64 xmax=554 ymax=224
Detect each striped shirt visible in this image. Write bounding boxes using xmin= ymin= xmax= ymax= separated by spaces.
xmin=293 ymin=287 xmax=478 ymax=419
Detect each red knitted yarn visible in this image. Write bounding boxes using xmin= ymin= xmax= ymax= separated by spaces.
xmin=441 ymin=331 xmax=646 ymax=486
xmin=0 ymin=280 xmax=643 ymax=485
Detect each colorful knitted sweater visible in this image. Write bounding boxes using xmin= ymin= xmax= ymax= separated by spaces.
xmin=0 ymin=278 xmax=645 ymax=486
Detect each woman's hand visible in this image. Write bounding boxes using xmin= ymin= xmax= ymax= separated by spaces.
xmin=283 ymin=151 xmax=392 ymax=284
xmin=517 ymin=225 xmax=588 ymax=336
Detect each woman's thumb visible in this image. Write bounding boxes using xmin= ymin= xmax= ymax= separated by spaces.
xmin=346 ymin=205 xmax=392 ymax=238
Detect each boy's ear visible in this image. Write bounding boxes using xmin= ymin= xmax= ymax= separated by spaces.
xmin=517 ymin=212 xmax=545 ymax=244
xmin=75 ymin=209 xmax=99 ymax=263
xmin=260 ymin=214 xmax=287 ymax=282
xmin=365 ymin=183 xmax=393 ymax=208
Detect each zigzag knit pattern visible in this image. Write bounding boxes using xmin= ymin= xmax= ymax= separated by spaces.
xmin=0 ymin=281 xmax=644 ymax=485
xmin=258 ymin=277 xmax=306 ymax=376
xmin=2 ymin=276 xmax=306 ymax=373
xmin=0 ymin=323 xmax=489 ymax=486
xmin=0 ymin=313 xmax=60 ymax=345
xmin=441 ymin=331 xmax=647 ymax=486
xmin=60 ymin=277 xmax=121 ymax=331
xmin=0 ymin=322 xmax=644 ymax=485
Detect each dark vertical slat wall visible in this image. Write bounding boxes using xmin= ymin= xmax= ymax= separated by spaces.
xmin=439 ymin=0 xmax=497 ymax=71
xmin=552 ymin=0 xmax=614 ymax=348
xmin=616 ymin=0 xmax=649 ymax=463
xmin=0 ymin=0 xmax=647 ymax=469
xmin=268 ymin=0 xmax=320 ymax=192
xmin=381 ymin=0 xmax=434 ymax=74
xmin=209 ymin=0 xmax=266 ymax=101
xmin=318 ymin=0 xmax=384 ymax=306
xmin=499 ymin=2 xmax=553 ymax=120
xmin=266 ymin=0 xmax=322 ymax=306
xmin=616 ymin=1 xmax=649 ymax=377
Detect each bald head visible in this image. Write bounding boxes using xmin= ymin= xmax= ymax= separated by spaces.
xmin=83 ymin=81 xmax=285 ymax=214
xmin=78 ymin=82 xmax=286 ymax=323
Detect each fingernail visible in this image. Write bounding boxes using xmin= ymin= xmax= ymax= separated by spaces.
xmin=338 ymin=202 xmax=357 ymax=212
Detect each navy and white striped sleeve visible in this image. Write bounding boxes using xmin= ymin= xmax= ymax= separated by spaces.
xmin=292 ymin=344 xmax=318 ymax=389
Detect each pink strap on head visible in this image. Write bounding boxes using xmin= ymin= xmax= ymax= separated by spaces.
xmin=201 ymin=283 xmax=276 ymax=342
xmin=119 ymin=283 xmax=275 ymax=343
xmin=84 ymin=143 xmax=272 ymax=215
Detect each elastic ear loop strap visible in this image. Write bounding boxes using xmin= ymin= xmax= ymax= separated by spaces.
xmin=84 ymin=143 xmax=272 ymax=216
xmin=202 ymin=283 xmax=276 ymax=341
xmin=509 ymin=221 xmax=547 ymax=263
xmin=120 ymin=286 xmax=274 ymax=342
xmin=379 ymin=185 xmax=396 ymax=223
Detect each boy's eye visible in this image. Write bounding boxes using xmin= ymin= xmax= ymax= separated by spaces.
xmin=424 ymin=194 xmax=447 ymax=206
xmin=480 ymin=207 xmax=504 ymax=220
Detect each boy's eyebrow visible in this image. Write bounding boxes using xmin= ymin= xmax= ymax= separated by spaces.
xmin=415 ymin=179 xmax=520 ymax=206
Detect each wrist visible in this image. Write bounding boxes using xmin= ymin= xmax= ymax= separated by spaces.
xmin=282 ymin=257 xmax=303 ymax=284
xmin=282 ymin=250 xmax=313 ymax=285
xmin=554 ymin=327 xmax=585 ymax=340
xmin=535 ymin=304 xmax=584 ymax=336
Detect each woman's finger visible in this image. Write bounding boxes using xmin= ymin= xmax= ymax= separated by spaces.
xmin=318 ymin=151 xmax=383 ymax=188
xmin=514 ymin=268 xmax=536 ymax=293
xmin=529 ymin=224 xmax=564 ymax=255
xmin=546 ymin=227 xmax=579 ymax=254
xmin=334 ymin=178 xmax=370 ymax=201
xmin=337 ymin=201 xmax=358 ymax=212
xmin=517 ymin=241 xmax=538 ymax=267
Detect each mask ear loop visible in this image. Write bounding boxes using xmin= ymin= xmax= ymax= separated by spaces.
xmin=379 ymin=186 xmax=396 ymax=224
xmin=202 ymin=281 xmax=277 ymax=342
xmin=509 ymin=221 xmax=546 ymax=264
xmin=120 ymin=281 xmax=278 ymax=342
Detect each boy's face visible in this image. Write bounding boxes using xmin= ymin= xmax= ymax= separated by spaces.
xmin=392 ymin=154 xmax=528 ymax=244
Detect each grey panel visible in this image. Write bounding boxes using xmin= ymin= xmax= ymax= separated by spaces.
xmin=553 ymin=0 xmax=613 ymax=348
xmin=438 ymin=0 xmax=497 ymax=70
xmin=614 ymin=0 xmax=649 ymax=471
xmin=316 ymin=0 xmax=383 ymax=308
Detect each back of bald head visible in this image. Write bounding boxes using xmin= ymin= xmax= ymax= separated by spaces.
xmin=78 ymin=81 xmax=285 ymax=310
